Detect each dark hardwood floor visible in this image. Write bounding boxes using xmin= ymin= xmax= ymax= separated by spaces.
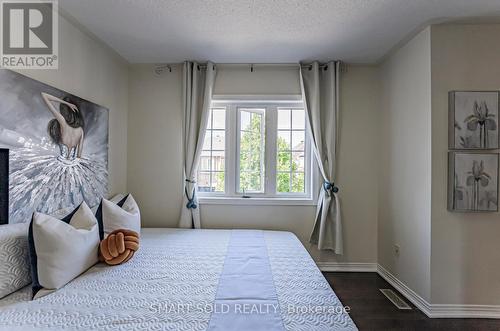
xmin=323 ymin=272 xmax=500 ymax=331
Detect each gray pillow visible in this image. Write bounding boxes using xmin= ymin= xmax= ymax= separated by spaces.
xmin=0 ymin=223 xmax=31 ymax=298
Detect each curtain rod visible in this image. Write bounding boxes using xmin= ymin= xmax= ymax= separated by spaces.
xmin=154 ymin=62 xmax=346 ymax=75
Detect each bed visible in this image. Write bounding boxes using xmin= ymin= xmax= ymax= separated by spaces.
xmin=0 ymin=228 xmax=357 ymax=331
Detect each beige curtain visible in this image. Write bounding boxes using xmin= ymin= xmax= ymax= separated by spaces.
xmin=300 ymin=61 xmax=343 ymax=254
xmin=178 ymin=61 xmax=216 ymax=229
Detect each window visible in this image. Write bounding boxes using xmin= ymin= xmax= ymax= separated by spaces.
xmin=197 ymin=108 xmax=226 ymax=192
xmin=277 ymin=108 xmax=306 ymax=193
xmin=197 ymin=100 xmax=312 ymax=201
xmin=238 ymin=108 xmax=265 ymax=194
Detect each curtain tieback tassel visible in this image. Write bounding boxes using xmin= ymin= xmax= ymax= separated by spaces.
xmin=186 ymin=198 xmax=197 ymax=209
xmin=184 ymin=182 xmax=197 ymax=209
xmin=323 ymin=181 xmax=339 ymax=194
xmin=185 ymin=190 xmax=197 ymax=209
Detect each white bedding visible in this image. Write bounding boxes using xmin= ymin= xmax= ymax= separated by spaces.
xmin=0 ymin=228 xmax=357 ymax=331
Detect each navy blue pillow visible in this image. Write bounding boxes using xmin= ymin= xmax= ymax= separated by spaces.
xmin=95 ymin=195 xmax=129 ymax=240
xmin=28 ymin=204 xmax=81 ymax=298
xmin=0 ymin=149 xmax=8 ymax=225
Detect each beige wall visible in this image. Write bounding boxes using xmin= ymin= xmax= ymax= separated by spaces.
xmin=378 ymin=23 xmax=500 ymax=306
xmin=214 ymin=65 xmax=301 ymax=95
xmin=127 ymin=64 xmax=379 ymax=263
xmin=14 ymin=14 xmax=129 ymax=195
xmin=127 ymin=64 xmax=183 ymax=227
xmin=430 ymin=24 xmax=500 ymax=305
xmin=378 ymin=28 xmax=432 ymax=301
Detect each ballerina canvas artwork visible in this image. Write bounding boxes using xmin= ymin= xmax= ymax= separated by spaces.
xmin=0 ymin=70 xmax=108 ymax=224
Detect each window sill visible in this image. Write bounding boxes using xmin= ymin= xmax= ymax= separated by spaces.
xmin=198 ymin=196 xmax=317 ymax=206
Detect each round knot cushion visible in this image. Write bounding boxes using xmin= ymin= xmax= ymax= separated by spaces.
xmin=99 ymin=229 xmax=139 ymax=265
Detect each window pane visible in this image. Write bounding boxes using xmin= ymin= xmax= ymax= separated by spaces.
xmin=278 ymin=109 xmax=291 ymax=129
xmin=291 ymin=172 xmax=305 ymax=193
xmin=212 ymin=150 xmax=225 ymax=171
xmin=251 ymin=114 xmax=262 ymax=133
xmin=197 ymin=172 xmax=211 ymax=192
xmin=239 ymin=110 xmax=264 ymax=193
xmin=277 ymin=172 xmax=291 ymax=193
xmin=291 ymin=131 xmax=305 ymax=150
xmin=240 ymin=172 xmax=262 ymax=192
xmin=240 ymin=111 xmax=251 ymax=130
xmin=203 ymin=131 xmax=212 ymax=150
xmin=277 ymin=131 xmax=291 ymax=150
xmin=197 ymin=108 xmax=226 ymax=194
xmin=292 ymin=109 xmax=305 ymax=129
xmin=239 ymin=151 xmax=250 ymax=170
xmin=291 ymin=152 xmax=305 ymax=171
xmin=251 ymin=151 xmax=263 ymax=171
xmin=212 ymin=130 xmax=225 ymax=150
xmin=212 ymin=109 xmax=225 ymax=129
xmin=212 ymin=172 xmax=225 ymax=192
xmin=277 ymin=152 xmax=291 ymax=171
xmin=277 ymin=108 xmax=306 ymax=195
xmin=240 ymin=129 xmax=264 ymax=151
xmin=199 ymin=151 xmax=211 ymax=171
xmin=240 ymin=152 xmax=262 ymax=172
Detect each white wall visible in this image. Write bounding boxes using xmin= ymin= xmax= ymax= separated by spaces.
xmin=430 ymin=24 xmax=500 ymax=305
xmin=378 ymin=28 xmax=432 ymax=301
xmin=14 ymin=14 xmax=129 ymax=195
xmin=127 ymin=64 xmax=379 ymax=264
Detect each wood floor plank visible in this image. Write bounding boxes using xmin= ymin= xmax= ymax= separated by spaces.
xmin=322 ymin=272 xmax=500 ymax=331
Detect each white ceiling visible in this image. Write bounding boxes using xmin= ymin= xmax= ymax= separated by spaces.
xmin=59 ymin=0 xmax=500 ymax=64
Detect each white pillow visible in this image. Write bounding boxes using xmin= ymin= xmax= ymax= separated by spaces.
xmin=98 ymin=194 xmax=141 ymax=238
xmin=29 ymin=202 xmax=100 ymax=299
xmin=0 ymin=223 xmax=31 ymax=299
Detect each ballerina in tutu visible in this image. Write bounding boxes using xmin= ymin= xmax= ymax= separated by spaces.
xmin=42 ymin=92 xmax=85 ymax=162
xmin=8 ymin=92 xmax=107 ymax=224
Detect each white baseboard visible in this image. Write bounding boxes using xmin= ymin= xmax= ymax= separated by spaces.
xmin=316 ymin=262 xmax=377 ymax=272
xmin=376 ymin=264 xmax=500 ymax=319
xmin=376 ymin=263 xmax=432 ymax=316
xmin=429 ymin=304 xmax=500 ymax=319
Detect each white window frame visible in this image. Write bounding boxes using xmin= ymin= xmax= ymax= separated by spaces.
xmin=198 ymin=96 xmax=317 ymax=206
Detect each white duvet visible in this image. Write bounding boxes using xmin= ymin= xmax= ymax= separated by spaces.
xmin=0 ymin=229 xmax=357 ymax=331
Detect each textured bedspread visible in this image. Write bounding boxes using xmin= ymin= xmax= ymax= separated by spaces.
xmin=0 ymin=229 xmax=357 ymax=331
